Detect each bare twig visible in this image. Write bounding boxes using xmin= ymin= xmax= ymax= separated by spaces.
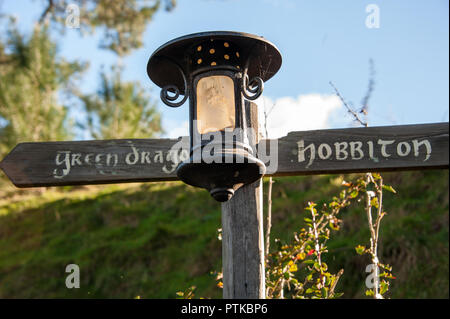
xmin=329 ymin=269 xmax=344 ymax=297
xmin=365 ymin=173 xmax=380 ymax=297
xmin=39 ymin=0 xmax=55 ymax=24
xmin=330 ymin=60 xmax=391 ymax=299
xmin=329 ymin=81 xmax=368 ymax=127
xmin=311 ymin=207 xmax=322 ymax=267
xmin=360 ymin=58 xmax=375 ymax=115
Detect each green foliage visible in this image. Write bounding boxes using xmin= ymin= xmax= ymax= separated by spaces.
xmin=265 ymin=172 xmax=397 ymax=299
xmin=0 ymin=22 xmax=84 ymax=157
xmin=0 ymin=182 xmax=223 ymax=298
xmin=176 ymin=286 xmax=197 ymax=299
xmin=265 ymin=189 xmax=353 ymax=298
xmin=38 ymin=0 xmax=176 ymax=56
xmin=0 ymin=0 xmax=169 ymax=161
xmin=0 ymin=171 xmax=447 ymax=298
xmin=355 ymin=245 xmax=365 ymax=255
xmin=78 ymin=66 xmax=162 ymax=139
xmin=275 ymin=171 xmax=449 ymax=298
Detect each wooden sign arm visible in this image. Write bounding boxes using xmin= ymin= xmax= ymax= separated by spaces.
xmin=0 ymin=122 xmax=448 ymax=188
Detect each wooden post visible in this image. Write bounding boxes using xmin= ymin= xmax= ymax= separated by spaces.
xmin=221 ymin=101 xmax=265 ymax=299
xmin=221 ymin=180 xmax=265 ymax=298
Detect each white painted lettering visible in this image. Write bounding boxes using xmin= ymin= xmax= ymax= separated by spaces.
xmin=141 ymin=151 xmax=151 ymax=164
xmin=297 ymin=140 xmax=315 ymax=168
xmin=350 ymin=141 xmax=364 ymax=160
xmin=412 ymin=139 xmax=431 ymax=161
xmin=125 ymin=146 xmax=139 ymax=165
xmin=54 ymin=151 xmax=71 ymax=178
xmin=397 ymin=141 xmax=411 ymax=157
xmin=334 ymin=142 xmax=348 ymax=160
xmin=106 ymin=153 xmax=118 ymax=166
xmin=318 ymin=143 xmax=332 ymax=160
xmin=85 ymin=153 xmax=94 ymax=165
xmin=154 ymin=151 xmax=163 ymax=163
xmin=378 ymin=139 xmax=395 ymax=157
xmin=71 ymin=153 xmax=82 ymax=166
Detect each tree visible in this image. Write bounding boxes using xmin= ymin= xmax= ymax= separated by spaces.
xmin=78 ymin=66 xmax=162 ymax=140
xmin=0 ymin=21 xmax=84 ymax=157
xmin=37 ymin=0 xmax=177 ymax=56
xmin=35 ymin=0 xmax=172 ymax=138
xmin=0 ymin=0 xmax=173 ymax=151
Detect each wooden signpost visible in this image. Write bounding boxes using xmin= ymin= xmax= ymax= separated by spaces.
xmin=1 ymin=123 xmax=447 ymax=188
xmin=1 ymin=121 xmax=448 ymax=299
xmin=0 ymin=27 xmax=447 ymax=301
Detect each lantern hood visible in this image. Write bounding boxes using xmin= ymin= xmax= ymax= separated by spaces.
xmin=147 ymin=31 xmax=282 ymax=95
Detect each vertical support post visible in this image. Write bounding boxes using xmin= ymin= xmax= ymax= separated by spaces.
xmin=221 ymin=101 xmax=265 ymax=299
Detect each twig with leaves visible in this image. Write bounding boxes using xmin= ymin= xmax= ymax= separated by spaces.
xmin=330 ymin=59 xmax=395 ymax=299
xmin=265 ymin=193 xmax=351 ymax=299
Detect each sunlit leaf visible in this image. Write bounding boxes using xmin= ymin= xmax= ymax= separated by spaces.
xmin=365 ymin=289 xmax=374 ymax=296
xmin=382 ymin=185 xmax=397 ymax=194
xmin=289 ymin=263 xmax=298 ymax=272
xmin=355 ymin=245 xmax=366 ymax=255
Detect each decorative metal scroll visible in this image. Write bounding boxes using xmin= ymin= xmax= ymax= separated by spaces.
xmin=160 ymin=60 xmax=189 ymax=107
xmin=242 ymin=72 xmax=264 ymax=101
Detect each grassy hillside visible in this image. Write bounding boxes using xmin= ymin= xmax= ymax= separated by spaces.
xmin=0 ymin=170 xmax=448 ymax=298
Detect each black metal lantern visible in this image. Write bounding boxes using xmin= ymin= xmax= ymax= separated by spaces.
xmin=147 ymin=31 xmax=282 ymax=202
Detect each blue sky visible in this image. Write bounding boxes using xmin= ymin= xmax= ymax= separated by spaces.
xmin=2 ymin=0 xmax=449 ymax=139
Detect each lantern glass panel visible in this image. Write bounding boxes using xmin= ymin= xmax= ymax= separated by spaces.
xmin=196 ymin=75 xmax=235 ymax=134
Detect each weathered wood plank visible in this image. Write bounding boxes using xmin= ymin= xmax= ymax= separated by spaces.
xmin=0 ymin=123 xmax=448 ymax=187
xmin=0 ymin=138 xmax=187 ymax=187
xmin=263 ymin=122 xmax=449 ymax=177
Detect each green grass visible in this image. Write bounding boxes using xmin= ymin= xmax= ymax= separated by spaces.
xmin=0 ymin=170 xmax=448 ymax=298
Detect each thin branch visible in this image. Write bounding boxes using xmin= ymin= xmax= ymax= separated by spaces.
xmin=39 ymin=0 xmax=55 ymax=24
xmin=374 ymin=176 xmax=384 ymax=248
xmin=330 ymin=81 xmax=368 ymax=127
xmin=329 ymin=269 xmax=344 ymax=297
xmin=331 ymin=64 xmax=391 ymax=298
xmin=311 ymin=208 xmax=322 ymax=267
xmin=360 ymin=58 xmax=375 ymax=115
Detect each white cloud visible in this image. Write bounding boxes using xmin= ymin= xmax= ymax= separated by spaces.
xmin=162 ymin=93 xmax=343 ymax=139
xmin=164 ymin=120 xmax=189 ymax=138
xmin=256 ymin=94 xmax=343 ymax=139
